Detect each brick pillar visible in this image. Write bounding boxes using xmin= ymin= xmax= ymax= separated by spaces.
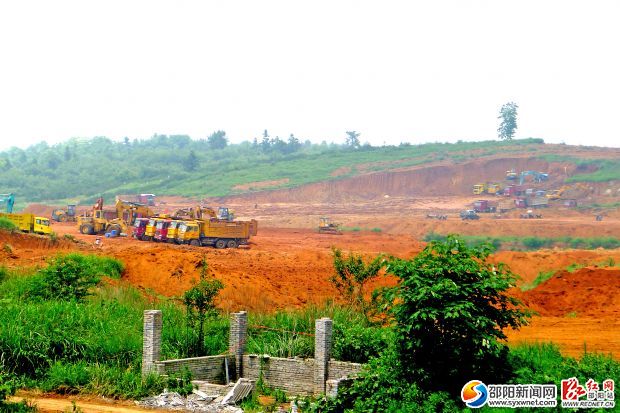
xmin=229 ymin=311 xmax=248 ymax=379
xmin=142 ymin=310 xmax=162 ymax=377
xmin=314 ymin=317 xmax=333 ymax=395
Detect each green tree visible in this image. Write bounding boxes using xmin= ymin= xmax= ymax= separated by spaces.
xmin=207 ymin=130 xmax=228 ymax=150
xmin=378 ymin=235 xmax=529 ymax=393
xmin=185 ymin=150 xmax=198 ymax=172
xmin=285 ymin=134 xmax=302 ymax=154
xmin=331 ymin=248 xmax=385 ymax=318
xmin=345 ymin=131 xmax=361 ymax=148
xmin=183 ymin=257 xmax=224 ymax=356
xmin=498 ymin=101 xmax=518 ymax=140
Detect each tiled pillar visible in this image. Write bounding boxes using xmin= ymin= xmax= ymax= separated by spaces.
xmin=142 ymin=310 xmax=162 ymax=376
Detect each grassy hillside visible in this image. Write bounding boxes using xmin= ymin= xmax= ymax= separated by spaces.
xmin=0 ymin=135 xmax=615 ymax=206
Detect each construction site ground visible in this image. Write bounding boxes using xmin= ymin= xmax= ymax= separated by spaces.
xmin=6 ymin=193 xmax=620 ymax=362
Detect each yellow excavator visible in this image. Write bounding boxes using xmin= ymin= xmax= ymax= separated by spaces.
xmin=77 ymin=197 xmax=154 ymax=235
xmin=318 ymin=217 xmax=342 ymax=235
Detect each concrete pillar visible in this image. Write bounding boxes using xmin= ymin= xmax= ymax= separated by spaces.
xmin=314 ymin=317 xmax=333 ymax=395
xmin=229 ymin=311 xmax=248 ymax=379
xmin=142 ymin=310 xmax=162 ymax=377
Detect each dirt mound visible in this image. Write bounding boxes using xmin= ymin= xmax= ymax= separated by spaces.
xmin=22 ymin=203 xmax=58 ymax=217
xmin=218 ymin=155 xmax=581 ymax=204
xmin=0 ymin=229 xmax=84 ymax=267
xmin=522 ymin=267 xmax=620 ymax=317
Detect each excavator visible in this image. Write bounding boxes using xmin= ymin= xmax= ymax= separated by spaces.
xmin=77 ymin=197 xmax=154 ymax=235
xmin=0 ymin=193 xmax=15 ymax=213
xmin=519 ymin=171 xmax=549 ymax=185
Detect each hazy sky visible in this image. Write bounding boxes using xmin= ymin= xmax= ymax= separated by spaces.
xmin=1 ymin=0 xmax=619 ymax=151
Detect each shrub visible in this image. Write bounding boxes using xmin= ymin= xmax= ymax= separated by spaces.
xmin=25 ymin=254 xmax=123 ymax=301
xmin=378 ymin=235 xmax=530 ymax=394
xmin=0 ymin=217 xmax=17 ymax=232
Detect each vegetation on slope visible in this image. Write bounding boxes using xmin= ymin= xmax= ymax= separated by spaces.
xmin=0 ymin=135 xmax=548 ymax=205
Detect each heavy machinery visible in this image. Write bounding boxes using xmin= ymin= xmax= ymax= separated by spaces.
xmin=460 ymin=210 xmax=480 ymax=220
xmin=506 ymin=169 xmax=518 ymax=180
xmin=137 ymin=194 xmax=156 ymax=206
xmin=318 ymin=217 xmax=342 ymax=234
xmin=217 ymin=207 xmax=235 ymax=221
xmin=154 ymin=219 xmax=173 ymax=242
xmin=0 ymin=212 xmax=52 ymax=235
xmin=472 ymin=183 xmax=486 ymax=195
xmin=486 ymin=183 xmax=502 ymax=195
xmin=51 ymin=204 xmax=77 ymax=222
xmin=473 ymin=200 xmax=497 ymax=213
xmin=176 ymin=217 xmax=258 ymax=248
xmin=519 ymin=171 xmax=549 ymax=185
xmin=0 ymin=193 xmax=15 ymax=213
xmin=77 ymin=198 xmax=154 ymax=235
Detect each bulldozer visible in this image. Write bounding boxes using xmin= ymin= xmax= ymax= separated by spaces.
xmin=51 ymin=204 xmax=77 ymax=222
xmin=77 ymin=197 xmax=154 ymax=235
xmin=318 ymin=217 xmax=342 ymax=234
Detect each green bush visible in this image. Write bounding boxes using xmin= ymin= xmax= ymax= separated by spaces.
xmin=24 ymin=253 xmax=123 ymax=302
xmin=0 ymin=217 xmax=17 ymax=232
xmin=521 ymin=270 xmax=556 ymax=291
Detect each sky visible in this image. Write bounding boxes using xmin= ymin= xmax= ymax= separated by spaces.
xmin=1 ymin=0 xmax=619 ymax=151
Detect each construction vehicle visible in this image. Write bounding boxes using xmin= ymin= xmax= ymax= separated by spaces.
xmin=473 ymin=200 xmax=497 ymax=213
xmin=498 ymin=200 xmax=515 ymax=213
xmin=176 ymin=217 xmax=258 ymax=248
xmin=217 ymin=207 xmax=235 ymax=221
xmin=318 ymin=217 xmax=342 ymax=234
xmin=519 ymin=171 xmax=548 ymax=185
xmin=165 ymin=220 xmax=183 ymax=243
xmin=473 ymin=183 xmax=487 ymax=195
xmin=51 ymin=204 xmax=77 ymax=222
xmin=486 ymin=183 xmax=502 ymax=195
xmin=0 ymin=193 xmax=15 ymax=213
xmin=154 ymin=219 xmax=174 ymax=242
xmin=514 ymin=198 xmax=527 ymax=208
xmin=529 ymin=197 xmax=549 ymax=208
xmin=506 ymin=169 xmax=518 ymax=180
xmin=503 ymin=185 xmax=525 ymax=197
xmin=460 ymin=210 xmax=480 ymax=220
xmin=132 ymin=218 xmax=150 ymax=240
xmin=520 ymin=210 xmax=542 ymax=219
xmin=564 ymin=199 xmax=578 ymax=208
xmin=137 ymin=194 xmax=156 ymax=206
xmin=77 ymin=198 xmax=154 ymax=235
xmin=0 ymin=213 xmax=52 ymax=235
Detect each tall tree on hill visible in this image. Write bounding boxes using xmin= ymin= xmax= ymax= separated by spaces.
xmin=345 ymin=131 xmax=361 ymax=148
xmin=207 ymin=130 xmax=228 ymax=150
xmin=498 ymin=102 xmax=518 ymax=140
xmin=185 ymin=150 xmax=198 ymax=171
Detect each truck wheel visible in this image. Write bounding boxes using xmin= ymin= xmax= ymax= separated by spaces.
xmin=215 ymin=239 xmax=226 ymax=249
xmin=226 ymin=240 xmax=238 ymax=249
xmin=190 ymin=239 xmax=201 ymax=247
xmin=59 ymin=214 xmax=67 ymax=222
xmin=80 ymin=224 xmax=94 ymax=235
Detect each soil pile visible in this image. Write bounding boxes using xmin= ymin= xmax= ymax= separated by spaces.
xmin=522 ymin=267 xmax=620 ymax=318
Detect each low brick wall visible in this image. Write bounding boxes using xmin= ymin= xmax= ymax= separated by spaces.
xmin=243 ymin=355 xmax=315 ymax=396
xmin=328 ymin=360 xmax=364 ymax=380
xmin=156 ymin=355 xmax=235 ymax=384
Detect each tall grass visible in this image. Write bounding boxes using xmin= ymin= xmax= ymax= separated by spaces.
xmin=0 ymin=217 xmax=17 ymax=232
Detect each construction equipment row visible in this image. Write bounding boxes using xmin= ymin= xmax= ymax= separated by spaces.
xmin=132 ymin=206 xmax=257 ymax=248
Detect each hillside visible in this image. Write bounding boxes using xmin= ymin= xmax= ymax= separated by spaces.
xmin=1 ymin=135 xmax=619 ymax=208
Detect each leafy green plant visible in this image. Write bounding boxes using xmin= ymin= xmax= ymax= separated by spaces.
xmin=24 ymin=254 xmax=122 ymax=301
xmin=378 ymin=235 xmax=530 ymax=394
xmin=521 ymin=270 xmax=556 ymax=291
xmin=330 ymin=248 xmax=385 ymax=318
xmin=182 ymin=257 xmax=224 ymax=356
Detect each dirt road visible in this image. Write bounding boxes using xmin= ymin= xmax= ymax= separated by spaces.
xmin=10 ymin=392 xmax=162 ymax=413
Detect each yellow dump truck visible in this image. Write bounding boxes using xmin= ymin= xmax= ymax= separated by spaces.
xmin=0 ymin=213 xmax=52 ymax=235
xmin=177 ymin=218 xmax=258 ymax=248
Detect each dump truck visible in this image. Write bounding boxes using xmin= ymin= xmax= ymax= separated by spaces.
xmin=177 ymin=217 xmax=258 ymax=248
xmin=51 ymin=204 xmax=77 ymax=222
xmin=486 ymin=183 xmax=502 ymax=195
xmin=473 ymin=183 xmax=486 ymax=195
xmin=473 ymin=200 xmax=497 ymax=213
xmin=0 ymin=213 xmax=52 ymax=235
xmin=132 ymin=218 xmax=150 ymax=240
xmin=498 ymin=200 xmax=515 ymax=213
xmin=529 ymin=197 xmax=549 ymax=208
xmin=154 ymin=219 xmax=173 ymax=242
